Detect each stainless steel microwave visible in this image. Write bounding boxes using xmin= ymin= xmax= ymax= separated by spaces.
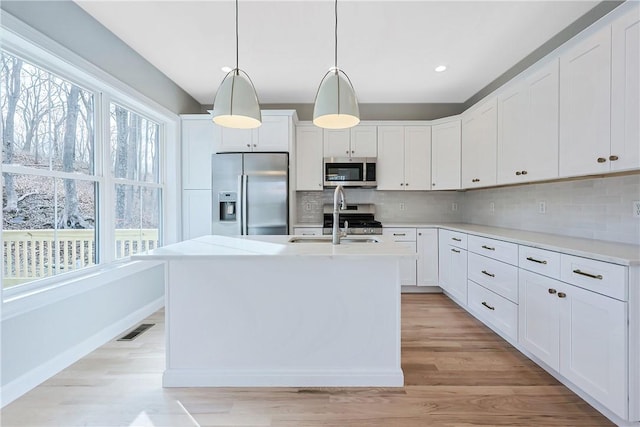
xmin=323 ymin=157 xmax=377 ymax=188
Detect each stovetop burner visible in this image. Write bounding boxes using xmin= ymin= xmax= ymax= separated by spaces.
xmin=322 ymin=203 xmax=382 ymax=235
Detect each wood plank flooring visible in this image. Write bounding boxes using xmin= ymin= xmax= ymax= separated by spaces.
xmin=0 ymin=294 xmax=614 ymax=426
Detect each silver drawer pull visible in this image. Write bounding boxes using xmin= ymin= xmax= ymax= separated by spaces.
xmin=481 ymin=270 xmax=495 ymax=278
xmin=481 ymin=245 xmax=495 ymax=251
xmin=452 ymin=237 xmax=462 ymax=242
xmin=572 ymin=269 xmax=603 ymax=280
xmin=526 ymin=256 xmax=547 ymax=265
xmin=481 ymin=301 xmax=495 ymax=310
xmin=451 ymin=248 xmax=460 ymax=253
xmin=393 ymin=233 xmax=406 ymax=236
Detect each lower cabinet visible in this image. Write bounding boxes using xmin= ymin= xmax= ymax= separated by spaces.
xmin=467 ymin=280 xmax=518 ymax=342
xmin=438 ymin=229 xmax=468 ymax=304
xmin=519 ymin=269 xmax=628 ymax=419
xmin=182 ymin=189 xmax=212 ymax=240
xmin=293 ymin=227 xmax=323 ymax=236
xmin=417 ymin=228 xmax=438 ymax=287
xmin=383 ymin=228 xmax=417 ymax=286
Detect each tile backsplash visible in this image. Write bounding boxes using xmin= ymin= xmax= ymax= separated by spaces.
xmin=296 ymin=174 xmax=640 ymax=245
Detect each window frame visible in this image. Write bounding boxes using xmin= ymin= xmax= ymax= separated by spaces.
xmin=0 ymin=11 xmax=179 ymax=302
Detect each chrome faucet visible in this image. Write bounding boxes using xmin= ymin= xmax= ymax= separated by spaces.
xmin=332 ymin=185 xmax=347 ymax=244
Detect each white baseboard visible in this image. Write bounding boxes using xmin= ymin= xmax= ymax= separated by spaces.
xmin=162 ymin=368 xmax=404 ymax=388
xmin=401 ymin=286 xmax=442 ymax=294
xmin=1 ymin=296 xmax=164 ymax=408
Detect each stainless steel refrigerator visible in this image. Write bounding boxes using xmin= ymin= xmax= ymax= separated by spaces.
xmin=211 ymin=152 xmax=289 ymax=236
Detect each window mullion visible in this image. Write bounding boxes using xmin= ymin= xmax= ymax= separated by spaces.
xmin=99 ymin=92 xmax=115 ymax=264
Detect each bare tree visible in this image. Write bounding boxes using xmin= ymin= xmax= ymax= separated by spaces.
xmin=114 ymin=105 xmax=128 ymax=224
xmin=79 ymin=91 xmax=94 ymax=171
xmin=2 ymin=55 xmax=23 ymax=213
xmin=20 ymin=66 xmax=47 ymax=155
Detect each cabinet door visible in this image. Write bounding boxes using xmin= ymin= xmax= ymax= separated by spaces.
xmin=255 ymin=115 xmax=289 ymax=152
xmin=397 ymin=241 xmax=417 ymax=286
xmin=417 ymin=228 xmax=438 ymax=286
xmin=474 ymin=98 xmax=498 ymax=187
xmin=219 ymin=127 xmax=254 ymax=152
xmin=350 ymin=125 xmax=377 ymax=157
xmin=525 ymin=59 xmax=560 ymax=182
xmin=404 ymin=126 xmax=431 ymax=191
xmin=439 ymin=244 xmax=467 ymax=305
xmin=182 ymin=189 xmax=212 ymax=240
xmin=296 ymin=126 xmax=324 ymax=191
xmin=323 ymin=129 xmax=351 ymax=158
xmin=431 ymin=120 xmax=461 ymax=190
xmin=518 ymin=270 xmax=560 ymax=371
xmin=559 ymin=26 xmax=612 ymax=177
xmin=497 ymin=81 xmax=528 ymax=185
xmin=559 ymin=283 xmax=627 ymax=419
xmin=377 ymin=126 xmax=405 ymax=190
xmin=181 ymin=117 xmax=218 ymax=189
xmin=461 ymin=114 xmax=480 ymax=188
xmin=611 ymin=8 xmax=640 ymax=172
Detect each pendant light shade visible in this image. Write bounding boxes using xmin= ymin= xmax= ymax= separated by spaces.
xmin=313 ymin=0 xmax=360 ymax=129
xmin=212 ymin=69 xmax=261 ymax=129
xmin=211 ymin=0 xmax=261 ymax=129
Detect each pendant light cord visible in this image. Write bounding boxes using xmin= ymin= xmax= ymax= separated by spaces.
xmin=235 ymin=0 xmax=239 ymax=73
xmin=334 ymin=0 xmax=338 ymax=70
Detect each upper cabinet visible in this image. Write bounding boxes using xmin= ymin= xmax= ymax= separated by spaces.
xmin=431 ymin=119 xmax=461 ymax=190
xmin=296 ymin=125 xmax=324 ymax=191
xmin=559 ymin=26 xmax=612 ymax=177
xmin=215 ymin=112 xmax=294 ymax=153
xmin=497 ymin=59 xmax=559 ymax=185
xmin=377 ymin=126 xmax=431 ymax=191
xmin=462 ymin=97 xmax=497 ymax=188
xmin=611 ymin=7 xmax=640 ymax=172
xmin=323 ymin=125 xmax=377 ymax=158
xmin=181 ymin=115 xmax=219 ymax=189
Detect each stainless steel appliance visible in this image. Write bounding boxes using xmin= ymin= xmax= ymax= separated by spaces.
xmin=323 ymin=157 xmax=377 ymax=188
xmin=322 ymin=203 xmax=382 ymax=235
xmin=212 ymin=153 xmax=289 ymax=235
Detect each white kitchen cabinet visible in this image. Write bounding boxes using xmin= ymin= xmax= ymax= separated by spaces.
xmin=462 ymin=97 xmax=497 ymax=188
xmin=383 ymin=228 xmax=417 ymax=286
xmin=431 ymin=120 xmax=461 ymax=190
xmin=559 ymin=26 xmax=612 ymax=177
xmin=497 ymin=59 xmax=559 ymax=185
xmin=377 ymin=126 xmax=431 ymax=191
xmin=182 ymin=189 xmax=211 ymax=240
xmin=438 ymin=229 xmax=467 ymax=306
xmin=416 ymin=228 xmax=438 ymax=287
xmin=611 ymin=8 xmax=640 ymax=172
xmin=323 ymin=125 xmax=377 ymax=158
xmin=295 ymin=125 xmax=324 ymax=191
xmin=216 ymin=113 xmax=291 ymax=153
xmin=181 ymin=115 xmax=219 ymax=189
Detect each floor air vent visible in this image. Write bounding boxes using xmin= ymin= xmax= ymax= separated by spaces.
xmin=117 ymin=323 xmax=154 ymax=341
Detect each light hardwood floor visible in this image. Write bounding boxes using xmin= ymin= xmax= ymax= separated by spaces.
xmin=1 ymin=294 xmax=613 ymax=426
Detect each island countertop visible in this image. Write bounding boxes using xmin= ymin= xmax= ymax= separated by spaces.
xmin=133 ymin=234 xmax=417 ymax=260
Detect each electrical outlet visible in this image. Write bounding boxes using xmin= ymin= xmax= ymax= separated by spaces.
xmin=399 ymin=202 xmax=405 ymax=211
xmin=633 ymin=201 xmax=640 ymax=218
xmin=451 ymin=202 xmax=458 ymax=212
xmin=539 ymin=201 xmax=547 ymax=214
xmin=305 ymin=203 xmax=312 ymax=212
xmin=489 ymin=202 xmax=495 ymax=213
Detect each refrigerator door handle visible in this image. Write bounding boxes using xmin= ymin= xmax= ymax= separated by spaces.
xmin=242 ymin=174 xmax=249 ymax=235
xmin=237 ymin=174 xmax=243 ymax=235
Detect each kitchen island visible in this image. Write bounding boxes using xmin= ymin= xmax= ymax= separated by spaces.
xmin=133 ymin=234 xmax=415 ymax=388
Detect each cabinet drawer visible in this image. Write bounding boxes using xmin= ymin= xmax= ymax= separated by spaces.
xmin=519 ymin=246 xmax=561 ymax=279
xmin=468 ymin=252 xmax=518 ymax=303
xmin=560 ymin=254 xmax=627 ymax=301
xmin=383 ymin=228 xmax=417 ymax=241
xmin=439 ymin=229 xmax=467 ymax=249
xmin=468 ymin=280 xmax=518 ymax=343
xmin=468 ymin=235 xmax=518 ymax=265
xmin=293 ymin=227 xmax=323 ymax=236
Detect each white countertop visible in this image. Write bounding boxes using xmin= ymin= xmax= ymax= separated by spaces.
xmin=133 ymin=234 xmax=417 ymax=261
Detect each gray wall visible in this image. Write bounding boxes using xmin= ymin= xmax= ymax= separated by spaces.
xmin=0 ymin=0 xmax=201 ymax=114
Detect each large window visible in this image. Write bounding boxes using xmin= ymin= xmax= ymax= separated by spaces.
xmin=1 ymin=44 xmax=167 ymax=292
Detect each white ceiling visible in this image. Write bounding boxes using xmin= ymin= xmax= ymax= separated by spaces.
xmin=75 ymin=0 xmax=599 ymax=105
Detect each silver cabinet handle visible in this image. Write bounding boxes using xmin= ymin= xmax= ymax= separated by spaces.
xmin=481 ymin=245 xmax=495 ymax=251
xmin=451 ymin=248 xmax=460 ymax=253
xmin=526 ymin=256 xmax=547 ymax=264
xmin=393 ymin=233 xmax=406 ymax=236
xmin=481 ymin=270 xmax=495 ymax=278
xmin=481 ymin=301 xmax=495 ymax=310
xmin=572 ymin=269 xmax=603 ymax=280
xmin=452 ymin=237 xmax=462 ymax=242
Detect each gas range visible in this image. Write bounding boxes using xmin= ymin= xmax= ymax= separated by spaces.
xmin=322 ymin=204 xmax=383 ymax=235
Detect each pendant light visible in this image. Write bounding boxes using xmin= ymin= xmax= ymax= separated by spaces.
xmin=313 ymin=0 xmax=360 ymax=129
xmin=212 ymin=0 xmax=261 ymax=129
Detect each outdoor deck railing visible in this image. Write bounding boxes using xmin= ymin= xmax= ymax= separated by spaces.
xmin=2 ymin=229 xmax=159 ymax=287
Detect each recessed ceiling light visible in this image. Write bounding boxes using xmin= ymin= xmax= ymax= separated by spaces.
xmin=435 ymin=65 xmax=447 ymax=73
xmin=221 ymin=66 xmax=233 ymax=73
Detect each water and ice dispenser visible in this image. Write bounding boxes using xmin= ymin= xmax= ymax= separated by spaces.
xmin=218 ymin=192 xmax=237 ymax=221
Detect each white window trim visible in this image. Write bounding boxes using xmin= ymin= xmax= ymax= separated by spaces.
xmin=0 ymin=10 xmax=181 ymax=306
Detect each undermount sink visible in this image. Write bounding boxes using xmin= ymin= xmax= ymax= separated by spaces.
xmin=288 ymin=236 xmax=380 ymax=244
